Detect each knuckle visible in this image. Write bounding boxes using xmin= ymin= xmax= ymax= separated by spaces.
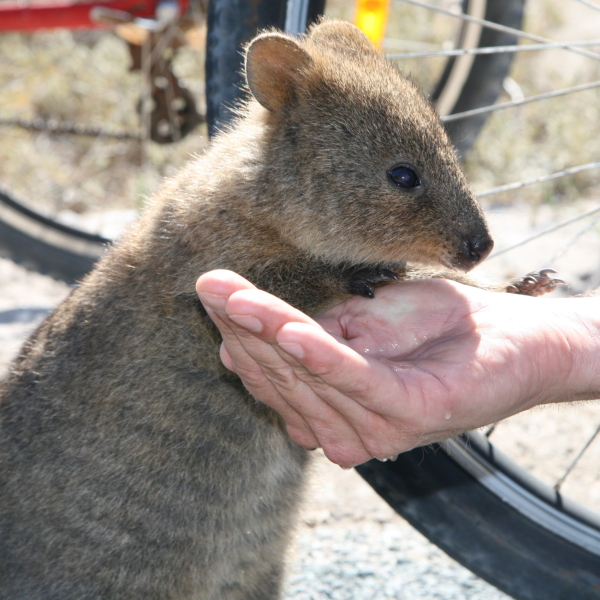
xmin=234 ymin=363 xmax=271 ymax=389
xmin=322 ymin=444 xmax=368 ymax=469
xmin=263 ymin=363 xmax=299 ymax=391
xmin=362 ymin=438 xmax=391 ymax=461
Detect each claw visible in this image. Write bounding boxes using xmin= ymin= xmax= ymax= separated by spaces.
xmin=355 ymin=282 xmax=375 ymax=298
xmin=347 ymin=266 xmax=399 ymax=298
xmin=381 ymin=268 xmax=399 ymax=281
xmin=507 ymin=269 xmax=567 ymax=297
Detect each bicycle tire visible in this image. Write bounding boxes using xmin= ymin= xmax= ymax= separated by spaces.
xmin=205 ymin=0 xmax=288 ymax=137
xmin=355 ymin=432 xmax=600 ymax=600
xmin=0 ymin=188 xmax=107 ymax=283
xmin=0 ymin=1 xmax=289 ymax=282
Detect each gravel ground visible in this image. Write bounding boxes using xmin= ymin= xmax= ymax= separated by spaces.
xmin=285 ymin=455 xmax=512 ymax=600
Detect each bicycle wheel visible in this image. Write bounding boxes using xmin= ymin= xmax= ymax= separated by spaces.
xmin=0 ymin=187 xmax=107 ymax=283
xmin=323 ymin=0 xmax=526 ymax=155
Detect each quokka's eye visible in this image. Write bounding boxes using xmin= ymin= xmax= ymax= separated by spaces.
xmin=388 ymin=166 xmax=421 ymax=189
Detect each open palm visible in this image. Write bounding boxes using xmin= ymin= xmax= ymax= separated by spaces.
xmin=197 ymin=270 xmax=587 ymax=468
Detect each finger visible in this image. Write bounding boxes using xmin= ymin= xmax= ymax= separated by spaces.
xmin=197 ymin=270 xmax=266 ymax=357
xmin=218 ymin=306 xmax=412 ymax=462
xmin=208 ymin=308 xmax=320 ymax=448
xmin=250 ymin=347 xmax=373 ymax=467
xmin=212 ymin=305 xmax=374 ymax=465
xmin=197 ymin=271 xmax=378 ymax=462
xmin=219 ymin=341 xmax=236 ymax=373
xmin=196 ymin=269 xmax=257 ymax=311
xmin=225 ymin=288 xmax=327 ymax=340
xmin=277 ymin=322 xmax=403 ymax=410
xmin=275 ymin=322 xmax=422 ymax=457
xmin=222 ymin=292 xmax=378 ymax=463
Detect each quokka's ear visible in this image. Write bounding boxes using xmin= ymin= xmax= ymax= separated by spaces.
xmin=245 ymin=33 xmax=314 ymax=112
xmin=308 ymin=19 xmax=378 ymax=57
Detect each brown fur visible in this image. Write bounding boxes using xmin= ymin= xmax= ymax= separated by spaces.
xmin=0 ymin=20 xmax=493 ymax=600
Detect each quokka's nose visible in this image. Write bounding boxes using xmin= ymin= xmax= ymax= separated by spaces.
xmin=453 ymin=232 xmax=494 ymax=271
xmin=464 ymin=233 xmax=494 ymax=265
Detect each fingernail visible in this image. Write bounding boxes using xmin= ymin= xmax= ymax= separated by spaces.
xmin=229 ymin=314 xmax=263 ymax=333
xmin=197 ymin=291 xmax=227 ymax=311
xmin=278 ymin=342 xmax=304 ymax=359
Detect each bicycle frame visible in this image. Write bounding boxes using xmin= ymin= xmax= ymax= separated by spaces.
xmin=0 ymin=0 xmax=189 ymax=31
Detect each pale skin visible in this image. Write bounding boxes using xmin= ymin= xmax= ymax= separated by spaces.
xmin=196 ymin=270 xmax=600 ymax=469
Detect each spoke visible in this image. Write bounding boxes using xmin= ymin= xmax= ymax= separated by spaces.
xmin=386 ymin=39 xmax=600 ymax=60
xmin=442 ymin=80 xmax=600 ymax=122
xmin=476 ymin=161 xmax=600 ymax=199
xmin=572 ymin=0 xmax=600 ymax=12
xmin=489 ymin=204 xmax=600 ymax=259
xmin=398 ymin=0 xmax=600 ymax=61
xmin=546 ymin=212 xmax=600 ymax=266
xmin=554 ymin=423 xmax=600 ymax=491
xmin=484 ymin=423 xmax=497 ymax=438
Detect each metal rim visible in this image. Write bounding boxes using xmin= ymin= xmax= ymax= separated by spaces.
xmin=442 ymin=431 xmax=600 ymax=555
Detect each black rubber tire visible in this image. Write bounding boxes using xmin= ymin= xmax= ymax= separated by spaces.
xmin=205 ymin=0 xmax=526 ymax=153
xmin=0 ymin=1 xmax=291 ymax=280
xmin=204 ymin=0 xmax=288 ymax=137
xmin=355 ymin=432 xmax=600 ymax=600
xmin=0 ymin=189 xmax=107 ymax=284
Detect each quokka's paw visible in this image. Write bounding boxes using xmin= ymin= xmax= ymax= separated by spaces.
xmin=347 ymin=267 xmax=399 ymax=299
xmin=506 ymin=268 xmax=567 ymax=297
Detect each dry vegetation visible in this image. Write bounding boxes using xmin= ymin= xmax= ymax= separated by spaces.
xmin=0 ymin=21 xmax=208 ymax=236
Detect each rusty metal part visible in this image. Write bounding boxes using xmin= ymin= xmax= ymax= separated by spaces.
xmin=128 ymin=35 xmax=204 ymax=144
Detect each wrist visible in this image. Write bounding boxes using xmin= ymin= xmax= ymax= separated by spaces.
xmin=555 ymin=296 xmax=600 ymax=402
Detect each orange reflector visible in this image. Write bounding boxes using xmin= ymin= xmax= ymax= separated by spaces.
xmin=354 ymin=0 xmax=390 ymax=49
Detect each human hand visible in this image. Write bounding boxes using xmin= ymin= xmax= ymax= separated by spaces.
xmin=196 ymin=270 xmax=600 ymax=468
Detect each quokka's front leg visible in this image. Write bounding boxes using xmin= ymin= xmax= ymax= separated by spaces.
xmin=402 ymin=266 xmax=567 ymax=297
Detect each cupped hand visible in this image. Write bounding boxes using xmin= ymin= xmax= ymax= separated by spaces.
xmin=196 ymin=270 xmax=592 ymax=468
